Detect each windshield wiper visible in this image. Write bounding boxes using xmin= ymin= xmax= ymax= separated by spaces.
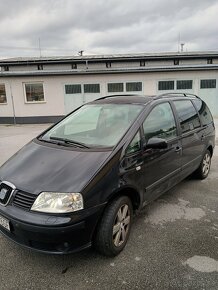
xmin=49 ymin=136 xmax=90 ymax=148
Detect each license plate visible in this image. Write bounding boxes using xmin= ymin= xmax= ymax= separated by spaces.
xmin=0 ymin=215 xmax=10 ymax=231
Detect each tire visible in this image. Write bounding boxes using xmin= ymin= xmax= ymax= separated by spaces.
xmin=94 ymin=196 xmax=133 ymax=257
xmin=195 ymin=149 xmax=211 ymax=179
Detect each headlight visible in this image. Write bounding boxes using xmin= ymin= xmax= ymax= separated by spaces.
xmin=31 ymin=192 xmax=84 ymax=213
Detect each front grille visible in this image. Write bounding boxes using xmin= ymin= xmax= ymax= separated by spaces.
xmin=12 ymin=190 xmax=36 ymax=210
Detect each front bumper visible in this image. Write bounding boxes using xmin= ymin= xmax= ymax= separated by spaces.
xmin=0 ymin=203 xmax=105 ymax=254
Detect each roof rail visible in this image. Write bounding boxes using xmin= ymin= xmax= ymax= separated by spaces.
xmin=95 ymin=94 xmax=139 ymax=101
xmin=154 ymin=92 xmax=200 ymax=100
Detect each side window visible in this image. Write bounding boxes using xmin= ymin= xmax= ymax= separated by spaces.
xmin=193 ymin=99 xmax=213 ymax=126
xmin=126 ymin=131 xmax=141 ymax=154
xmin=143 ymin=102 xmax=177 ymax=140
xmin=173 ymin=100 xmax=201 ymax=133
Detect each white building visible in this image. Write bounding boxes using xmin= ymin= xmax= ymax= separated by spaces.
xmin=0 ymin=51 xmax=218 ymax=124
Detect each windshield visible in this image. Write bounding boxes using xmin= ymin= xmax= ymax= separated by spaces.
xmin=41 ymin=103 xmax=143 ymax=148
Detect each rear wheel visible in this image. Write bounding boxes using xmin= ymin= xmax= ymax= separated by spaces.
xmin=195 ymin=149 xmax=211 ymax=179
xmin=94 ymin=196 xmax=133 ymax=256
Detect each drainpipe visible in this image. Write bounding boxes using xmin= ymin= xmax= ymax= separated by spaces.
xmin=9 ymin=82 xmax=16 ymax=125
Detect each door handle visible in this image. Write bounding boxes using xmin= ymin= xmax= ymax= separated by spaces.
xmin=201 ymin=135 xmax=205 ymax=141
xmin=135 ymin=161 xmax=143 ymax=171
xmin=175 ymin=146 xmax=182 ymax=153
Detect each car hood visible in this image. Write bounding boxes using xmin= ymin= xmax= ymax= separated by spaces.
xmin=0 ymin=140 xmax=112 ymax=195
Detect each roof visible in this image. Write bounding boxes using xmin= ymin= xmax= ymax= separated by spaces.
xmin=0 ymin=63 xmax=218 ymax=77
xmin=0 ymin=51 xmax=218 ymax=65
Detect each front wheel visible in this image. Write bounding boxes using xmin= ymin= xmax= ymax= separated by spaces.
xmin=195 ymin=149 xmax=211 ymax=179
xmin=94 ymin=196 xmax=133 ymax=256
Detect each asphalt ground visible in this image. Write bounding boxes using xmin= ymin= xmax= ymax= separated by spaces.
xmin=0 ymin=123 xmax=218 ymax=290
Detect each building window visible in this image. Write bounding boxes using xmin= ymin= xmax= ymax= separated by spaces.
xmin=126 ymin=82 xmax=142 ymax=92
xmin=72 ymin=63 xmax=77 ymax=69
xmin=106 ymin=62 xmax=111 ymax=68
xmin=158 ymin=81 xmax=174 ymax=90
xmin=200 ymin=79 xmax=216 ymax=89
xmin=177 ymin=80 xmax=193 ymax=90
xmin=65 ymin=84 xmax=81 ymax=94
xmin=37 ymin=65 xmax=43 ymax=70
xmin=25 ymin=83 xmax=44 ymax=102
xmin=108 ymin=83 xmax=124 ymax=92
xmin=140 ymin=60 xmax=145 ymax=67
xmin=0 ymin=84 xmax=7 ymax=104
xmin=174 ymin=59 xmax=179 ymax=65
xmin=3 ymin=66 xmax=9 ymax=71
xmin=84 ymin=84 xmax=100 ymax=93
xmin=207 ymin=58 xmax=213 ymax=64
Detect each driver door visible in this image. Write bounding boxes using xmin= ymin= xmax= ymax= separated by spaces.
xmin=122 ymin=102 xmax=182 ymax=206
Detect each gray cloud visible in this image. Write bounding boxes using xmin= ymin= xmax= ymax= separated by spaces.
xmin=0 ymin=0 xmax=218 ymax=58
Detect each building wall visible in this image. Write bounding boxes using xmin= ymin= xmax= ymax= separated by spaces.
xmin=0 ymin=70 xmax=218 ymax=123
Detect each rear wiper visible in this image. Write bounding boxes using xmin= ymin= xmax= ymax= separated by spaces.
xmin=50 ymin=136 xmax=90 ymax=149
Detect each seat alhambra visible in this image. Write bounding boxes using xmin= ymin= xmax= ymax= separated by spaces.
xmin=0 ymin=93 xmax=215 ymax=256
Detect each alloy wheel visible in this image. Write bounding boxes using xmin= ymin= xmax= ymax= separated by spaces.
xmin=113 ymin=204 xmax=131 ymax=247
xmin=202 ymin=152 xmax=211 ymax=176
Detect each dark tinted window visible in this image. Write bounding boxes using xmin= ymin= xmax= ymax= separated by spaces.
xmin=84 ymin=84 xmax=100 ymax=93
xmin=0 ymin=84 xmax=7 ymax=103
xmin=177 ymin=80 xmax=192 ymax=90
xmin=65 ymin=84 xmax=81 ymax=94
xmin=200 ymin=79 xmax=216 ymax=89
xmin=108 ymin=83 xmax=124 ymax=92
xmin=126 ymin=82 xmax=142 ymax=92
xmin=173 ymin=100 xmax=201 ymax=133
xmin=158 ymin=81 xmax=174 ymax=90
xmin=143 ymin=102 xmax=177 ymax=140
xmin=193 ymin=99 xmax=213 ymax=126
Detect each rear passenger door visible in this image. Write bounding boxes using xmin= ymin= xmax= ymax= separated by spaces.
xmin=172 ymin=99 xmax=204 ymax=177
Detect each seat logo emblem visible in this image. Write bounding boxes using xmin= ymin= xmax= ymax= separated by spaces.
xmin=0 ymin=188 xmax=8 ymax=200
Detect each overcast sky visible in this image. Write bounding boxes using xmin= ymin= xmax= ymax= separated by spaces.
xmin=0 ymin=0 xmax=218 ymax=58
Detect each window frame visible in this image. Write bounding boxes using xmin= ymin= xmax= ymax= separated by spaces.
xmin=24 ymin=82 xmax=45 ymax=104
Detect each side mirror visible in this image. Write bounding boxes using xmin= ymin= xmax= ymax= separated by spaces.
xmin=145 ymin=137 xmax=167 ymax=150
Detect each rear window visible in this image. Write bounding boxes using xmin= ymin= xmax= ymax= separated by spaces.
xmin=173 ymin=100 xmax=201 ymax=133
xmin=192 ymin=99 xmax=213 ymax=126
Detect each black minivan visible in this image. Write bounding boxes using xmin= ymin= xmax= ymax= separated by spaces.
xmin=0 ymin=93 xmax=215 ymax=256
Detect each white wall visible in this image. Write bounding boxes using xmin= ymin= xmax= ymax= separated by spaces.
xmin=0 ymin=70 xmax=218 ymax=119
